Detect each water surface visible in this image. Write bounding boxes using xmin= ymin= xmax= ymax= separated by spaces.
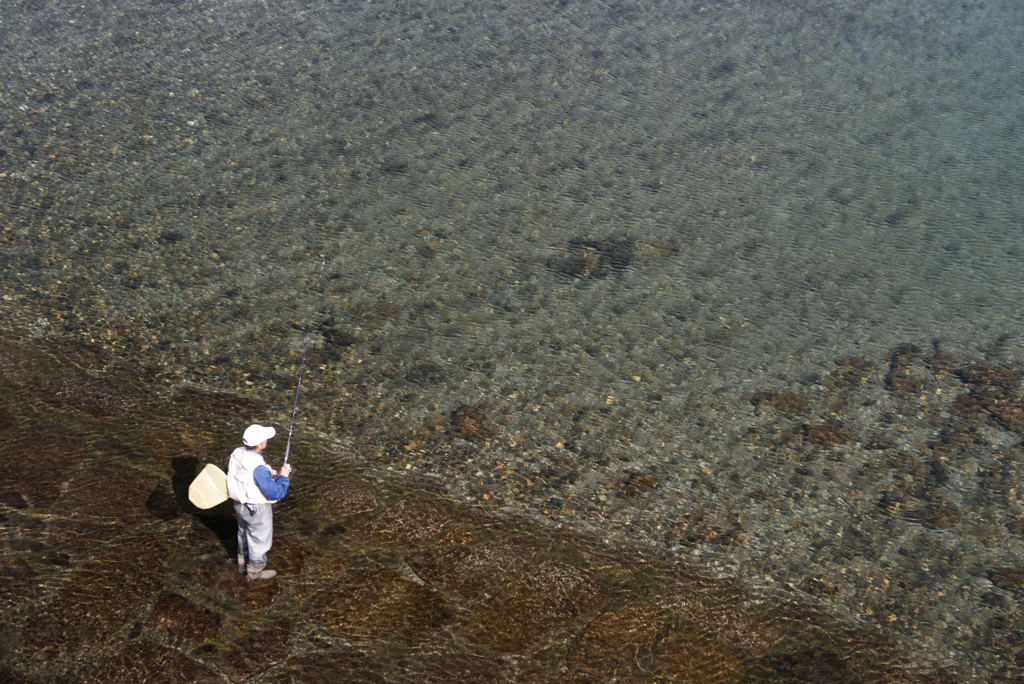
xmin=2 ymin=0 xmax=1024 ymax=679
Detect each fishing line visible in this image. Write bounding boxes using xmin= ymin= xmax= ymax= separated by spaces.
xmin=284 ymin=260 xmax=326 ymax=467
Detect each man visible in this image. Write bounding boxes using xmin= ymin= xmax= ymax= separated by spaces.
xmin=227 ymin=424 xmax=291 ymax=581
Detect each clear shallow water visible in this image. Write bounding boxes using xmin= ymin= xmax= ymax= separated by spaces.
xmin=3 ymin=0 xmax=1024 ymax=678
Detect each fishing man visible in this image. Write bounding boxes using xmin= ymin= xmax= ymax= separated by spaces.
xmin=227 ymin=424 xmax=291 ymax=581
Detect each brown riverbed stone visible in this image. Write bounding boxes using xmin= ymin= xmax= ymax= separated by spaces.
xmin=140 ymin=418 xmax=215 ymax=479
xmin=459 ymin=558 xmax=607 ymax=655
xmin=407 ymin=653 xmax=509 ymax=684
xmin=21 ymin=534 xmax=167 ymax=659
xmin=437 ymin=527 xmax=476 ymax=547
xmin=90 ymin=434 xmax=149 ymax=464
xmin=0 ymin=557 xmax=39 ymax=617
xmin=35 ymin=338 xmax=108 ymax=371
xmin=568 ymin=599 xmax=666 ymax=677
xmin=265 ymin=647 xmax=387 ymax=683
xmin=407 ymin=535 xmax=541 ymax=601
xmin=50 ymin=461 xmax=174 ymax=553
xmin=33 ymin=371 xmax=146 ymax=418
xmin=988 ymin=567 xmax=1024 ymax=592
xmin=0 ymin=343 xmax=34 ymax=384
xmin=0 ymin=400 xmax=17 ymax=438
xmin=885 ymin=357 xmax=929 ymax=396
xmin=832 ymin=357 xmax=874 ymax=387
xmin=199 ymin=556 xmax=280 ymax=615
xmin=450 ymin=405 xmax=491 ymax=439
xmin=2 ymin=424 xmax=87 ymax=512
xmin=315 ymin=474 xmax=378 ymax=519
xmin=172 ymin=386 xmax=268 ymax=422
xmin=355 ymin=496 xmax=452 ymax=548
xmin=0 ymin=664 xmax=34 ymax=684
xmin=655 ymin=587 xmax=780 ymax=656
xmin=520 ymin=671 xmax=595 ymax=684
xmin=949 ymin=364 xmax=1024 ymax=430
xmin=764 ymin=647 xmax=858 ymax=683
xmin=545 ymin=237 xmax=672 ymax=280
xmin=267 ymin=537 xmax=308 ymax=577
xmin=954 ymin=364 xmax=1021 ymax=390
xmin=219 ymin=617 xmax=293 ymax=681
xmin=314 ymin=552 xmax=348 ymax=579
xmin=88 ymin=640 xmax=220 ymax=684
xmin=228 ymin=577 xmax=281 ymax=614
xmin=311 ymin=570 xmax=451 ymax=644
xmin=751 ymin=391 xmax=809 ymax=414
xmin=147 ymin=592 xmax=222 ymax=641
xmin=652 ymin=628 xmax=745 ymax=683
xmin=803 ymin=422 xmax=853 ymax=447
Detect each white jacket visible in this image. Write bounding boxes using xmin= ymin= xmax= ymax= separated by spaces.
xmin=226 ymin=447 xmax=279 ymax=505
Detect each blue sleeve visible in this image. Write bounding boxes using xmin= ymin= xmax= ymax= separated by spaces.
xmin=253 ymin=465 xmax=290 ymax=501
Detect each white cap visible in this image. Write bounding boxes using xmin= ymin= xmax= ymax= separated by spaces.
xmin=242 ymin=424 xmax=276 ymax=447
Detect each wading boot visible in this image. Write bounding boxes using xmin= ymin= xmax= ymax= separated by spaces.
xmin=237 ymin=554 xmax=246 ymax=574
xmin=246 ymin=564 xmax=277 ymax=582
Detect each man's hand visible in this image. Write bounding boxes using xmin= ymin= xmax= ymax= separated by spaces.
xmin=280 ymin=464 xmax=292 ymax=478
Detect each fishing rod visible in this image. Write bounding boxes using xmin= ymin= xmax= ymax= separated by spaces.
xmin=283 ymin=260 xmax=326 ymax=468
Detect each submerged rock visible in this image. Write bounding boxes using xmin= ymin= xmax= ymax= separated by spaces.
xmin=408 ymin=654 xmax=509 ymax=684
xmin=0 ymin=558 xmax=40 ymax=618
xmin=459 ymin=559 xmax=606 ymax=655
xmin=450 ymin=405 xmax=491 ymax=440
xmin=140 ymin=418 xmax=215 ymax=480
xmin=548 ymin=237 xmax=635 ymax=279
xmin=92 ymin=640 xmax=220 ymax=684
xmin=653 ymin=628 xmax=746 ymax=683
xmin=198 ymin=556 xmax=280 ymax=615
xmin=311 ymin=570 xmax=451 ymax=644
xmin=172 ymin=387 xmax=268 ymax=423
xmin=264 ymin=648 xmax=386 ymax=684
xmin=407 ymin=536 xmax=540 ymax=601
xmin=147 ymin=592 xmax=223 ymax=642
xmin=2 ymin=425 xmax=87 ymax=512
xmin=751 ymin=390 xmax=809 ymax=414
xmin=802 ymin=422 xmax=853 ymax=447
xmin=568 ymin=599 xmax=666 ymax=677
xmin=951 ymin=364 xmax=1024 ymax=431
xmin=547 ymin=237 xmax=677 ymax=280
xmin=50 ymin=461 xmax=174 ymax=553
xmin=0 ymin=400 xmax=16 ymax=438
xmin=21 ymin=535 xmax=167 ymax=660
xmin=355 ymin=496 xmax=452 ymax=548
xmin=315 ymin=474 xmax=378 ymax=519
xmin=33 ymin=371 xmax=145 ymax=418
xmin=0 ymin=343 xmax=34 ymax=384
xmin=219 ymin=617 xmax=293 ymax=681
xmin=655 ymin=587 xmax=780 ymax=656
